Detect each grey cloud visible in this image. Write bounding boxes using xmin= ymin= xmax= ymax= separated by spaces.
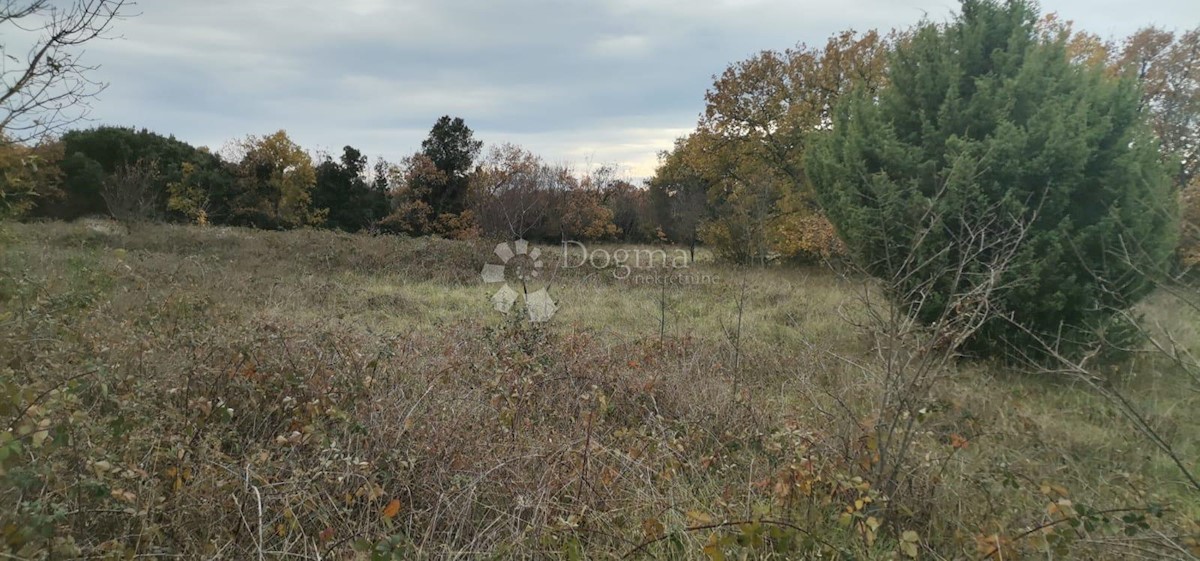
xmin=82 ymin=0 xmax=1200 ymax=178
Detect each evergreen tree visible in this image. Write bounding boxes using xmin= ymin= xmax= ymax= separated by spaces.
xmin=807 ymin=0 xmax=1177 ymax=359
xmin=313 ymin=146 xmax=389 ymax=232
xmin=39 ymin=126 xmax=231 ymax=221
xmin=419 ymin=116 xmax=482 ymax=216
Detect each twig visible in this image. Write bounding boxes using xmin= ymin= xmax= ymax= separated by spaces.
xmin=976 ymin=507 xmax=1168 ymax=560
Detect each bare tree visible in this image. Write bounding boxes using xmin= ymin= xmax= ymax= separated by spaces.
xmin=805 ymin=184 xmax=1036 ymax=513
xmin=1 ymin=0 xmax=131 ymax=143
xmin=101 ymin=159 xmax=160 ymax=222
xmin=1012 ymin=209 xmax=1200 ymax=494
xmin=470 ymin=143 xmax=557 ymax=240
xmin=673 ymin=185 xmax=707 ymax=263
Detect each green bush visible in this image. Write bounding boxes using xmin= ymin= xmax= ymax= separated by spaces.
xmin=808 ymin=0 xmax=1178 ymax=360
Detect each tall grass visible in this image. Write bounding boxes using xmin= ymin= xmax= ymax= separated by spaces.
xmin=1 ymin=220 xmax=1197 ymax=559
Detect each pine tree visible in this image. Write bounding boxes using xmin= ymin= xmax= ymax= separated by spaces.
xmin=420 ymin=116 xmax=482 ymax=216
xmin=807 ymin=0 xmax=1177 ymax=359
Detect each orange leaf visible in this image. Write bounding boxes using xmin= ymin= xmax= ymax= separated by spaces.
xmin=381 ymin=498 xmax=401 ymax=519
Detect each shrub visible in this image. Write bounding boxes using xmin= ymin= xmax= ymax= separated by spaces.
xmin=0 ymin=137 xmax=63 ymax=219
xmin=808 ymin=0 xmax=1177 ymax=360
xmin=100 ymin=160 xmax=163 ymax=223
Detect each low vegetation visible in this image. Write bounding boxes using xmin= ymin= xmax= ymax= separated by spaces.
xmin=3 ymin=0 xmax=1199 ymax=559
xmin=2 ymin=220 xmax=1197 ymax=559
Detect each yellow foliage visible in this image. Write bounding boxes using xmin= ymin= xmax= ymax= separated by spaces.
xmin=232 ymin=130 xmax=323 ymax=227
xmin=771 ymin=211 xmax=845 ymax=262
xmin=0 ymin=137 xmax=63 ymax=218
xmin=166 ymin=162 xmax=210 ymax=225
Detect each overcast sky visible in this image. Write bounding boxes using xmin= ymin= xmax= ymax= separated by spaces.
xmin=81 ymin=0 xmax=1199 ymax=179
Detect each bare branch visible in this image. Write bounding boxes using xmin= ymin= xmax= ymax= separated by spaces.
xmin=0 ymin=0 xmax=133 ymax=144
xmin=101 ymin=158 xmax=161 ymax=223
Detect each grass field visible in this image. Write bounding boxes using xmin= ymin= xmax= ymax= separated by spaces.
xmin=2 ymin=220 xmax=1198 ymax=559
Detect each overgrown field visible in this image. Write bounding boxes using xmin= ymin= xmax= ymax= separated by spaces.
xmin=2 ymin=220 xmax=1198 ymax=559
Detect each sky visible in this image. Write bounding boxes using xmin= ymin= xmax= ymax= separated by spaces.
xmin=74 ymin=0 xmax=1200 ymax=180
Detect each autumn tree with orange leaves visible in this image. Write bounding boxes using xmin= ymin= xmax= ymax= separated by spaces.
xmin=654 ymin=29 xmax=891 ymax=264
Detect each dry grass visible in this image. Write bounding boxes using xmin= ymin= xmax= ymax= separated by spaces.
xmin=1 ymin=220 xmax=1198 ymax=559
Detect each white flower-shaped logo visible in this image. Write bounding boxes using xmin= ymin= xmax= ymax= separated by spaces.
xmin=481 ymin=239 xmax=558 ymax=322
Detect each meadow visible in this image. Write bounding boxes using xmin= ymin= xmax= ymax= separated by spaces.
xmin=1 ymin=220 xmax=1198 ymax=559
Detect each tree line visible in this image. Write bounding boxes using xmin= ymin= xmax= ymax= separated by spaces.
xmin=1 ymin=6 xmax=1196 ymax=273
xmin=0 ymin=117 xmax=676 ymax=245
xmin=653 ymin=17 xmax=1198 ymax=265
